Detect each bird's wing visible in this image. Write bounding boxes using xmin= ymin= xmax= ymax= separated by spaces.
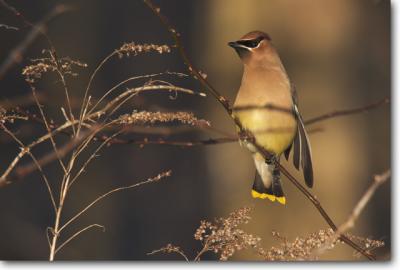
xmin=284 ymin=84 xmax=314 ymax=188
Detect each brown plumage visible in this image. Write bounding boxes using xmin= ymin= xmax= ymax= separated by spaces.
xmin=229 ymin=31 xmax=313 ymax=204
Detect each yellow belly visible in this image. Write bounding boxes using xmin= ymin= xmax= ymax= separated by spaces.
xmin=234 ymin=109 xmax=296 ymax=155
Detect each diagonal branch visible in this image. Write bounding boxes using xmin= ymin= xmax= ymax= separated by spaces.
xmin=58 ymin=170 xmax=171 ymax=233
xmin=5 ymin=93 xmax=386 ymax=182
xmin=277 ymin=165 xmax=375 ymax=259
xmin=0 ymin=123 xmax=56 ymax=211
xmin=142 ymin=0 xmax=377 ymax=260
xmin=143 ymin=0 xmax=231 ymax=111
xmin=0 ymin=1 xmax=70 ymax=79
xmin=315 ymin=170 xmax=390 ymax=256
xmin=55 ymin=224 xmax=105 ymax=254
xmin=305 ymin=97 xmax=389 ymax=125
xmin=338 ymin=170 xmax=390 ymax=234
xmin=0 ymin=84 xmax=202 ymax=186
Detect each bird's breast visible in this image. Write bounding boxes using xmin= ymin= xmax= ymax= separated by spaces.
xmin=233 ymin=66 xmax=296 ymax=155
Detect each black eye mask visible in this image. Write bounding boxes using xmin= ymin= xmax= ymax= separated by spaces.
xmin=236 ymin=37 xmax=264 ymax=48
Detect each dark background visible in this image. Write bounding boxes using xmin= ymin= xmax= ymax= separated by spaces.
xmin=0 ymin=0 xmax=391 ymax=260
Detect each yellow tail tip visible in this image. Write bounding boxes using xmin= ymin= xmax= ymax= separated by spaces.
xmin=251 ymin=190 xmax=276 ymax=202
xmin=251 ymin=189 xmax=262 ymax=198
xmin=276 ymin=196 xmax=286 ymax=205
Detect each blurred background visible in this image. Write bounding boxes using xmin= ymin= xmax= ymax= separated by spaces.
xmin=0 ymin=0 xmax=390 ymax=260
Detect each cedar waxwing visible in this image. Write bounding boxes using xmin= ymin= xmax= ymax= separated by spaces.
xmin=229 ymin=31 xmax=313 ymax=205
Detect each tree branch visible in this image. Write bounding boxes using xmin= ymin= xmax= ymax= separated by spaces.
xmin=142 ymin=0 xmax=379 ymax=260
xmin=305 ymin=97 xmax=389 ymax=125
xmin=315 ymin=170 xmax=390 ymax=256
xmin=0 ymin=1 xmax=70 ymax=79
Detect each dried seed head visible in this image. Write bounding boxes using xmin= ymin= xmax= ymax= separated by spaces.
xmin=118 ymin=111 xmax=209 ymax=127
xmin=116 ymin=42 xmax=171 ymax=58
xmin=193 ymin=207 xmax=262 ymax=261
xmin=263 ymin=228 xmax=384 ymax=261
xmin=22 ymin=53 xmax=87 ymax=83
xmin=0 ymin=107 xmax=28 ymax=124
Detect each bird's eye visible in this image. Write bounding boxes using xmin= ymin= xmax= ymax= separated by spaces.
xmin=237 ymin=37 xmax=264 ymax=48
xmin=249 ymin=40 xmax=259 ymax=47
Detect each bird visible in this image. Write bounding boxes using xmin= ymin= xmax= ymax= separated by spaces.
xmin=228 ymin=31 xmax=313 ymax=205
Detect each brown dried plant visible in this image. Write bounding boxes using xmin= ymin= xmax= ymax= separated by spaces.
xmin=148 ymin=207 xmax=263 ymax=261
xmin=193 ymin=207 xmax=261 ymax=261
xmin=22 ymin=51 xmax=88 ymax=83
xmin=118 ymin=111 xmax=210 ymax=127
xmin=147 ymin=166 xmax=389 ymax=261
xmin=149 ymin=204 xmax=385 ymax=261
xmin=0 ymin=0 xmax=390 ymax=261
xmin=0 ymin=1 xmax=206 ymax=261
xmin=116 ymin=42 xmax=171 ymax=58
xmin=260 ymin=229 xmax=384 ymax=261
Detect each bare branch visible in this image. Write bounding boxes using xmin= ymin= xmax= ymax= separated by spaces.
xmin=88 ymin=71 xmax=188 ymax=115
xmin=55 ymin=224 xmax=105 ymax=254
xmin=59 ymin=170 xmax=171 ymax=233
xmin=0 ymin=92 xmax=46 ymax=110
xmin=305 ymin=97 xmax=390 ymax=125
xmin=0 ymin=123 xmax=56 ymax=211
xmin=0 ymin=84 xmax=201 ymax=185
xmin=67 ymin=130 xmax=123 ymax=188
xmin=315 ymin=170 xmax=390 ymax=256
xmin=30 ymin=85 xmax=67 ymax=173
xmin=0 ymin=2 xmax=70 ymax=79
xmin=147 ymin=244 xmax=189 ymax=261
xmin=0 ymin=24 xmax=18 ymax=31
xmin=143 ymin=0 xmax=230 ymax=111
xmin=11 ymin=129 xmax=91 ymax=183
xmin=79 ymin=43 xmax=173 ymax=134
xmin=341 ymin=170 xmax=390 ymax=232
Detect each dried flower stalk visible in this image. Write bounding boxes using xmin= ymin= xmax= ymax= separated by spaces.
xmin=117 ymin=42 xmax=171 ymax=58
xmin=119 ymin=111 xmax=210 ymax=127
xmin=22 ymin=54 xmax=87 ymax=83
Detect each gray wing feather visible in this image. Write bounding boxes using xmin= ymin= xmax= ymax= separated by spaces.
xmin=290 ymin=84 xmax=314 ymax=188
xmin=284 ymin=143 xmax=291 ymax=161
xmin=292 ymin=127 xmax=301 ymax=170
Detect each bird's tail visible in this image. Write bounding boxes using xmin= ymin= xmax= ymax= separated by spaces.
xmin=251 ymin=154 xmax=286 ymax=205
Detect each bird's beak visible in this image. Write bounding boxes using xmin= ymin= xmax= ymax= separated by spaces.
xmin=228 ymin=41 xmax=249 ymax=50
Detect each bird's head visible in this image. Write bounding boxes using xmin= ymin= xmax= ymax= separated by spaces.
xmin=228 ymin=31 xmax=275 ymax=65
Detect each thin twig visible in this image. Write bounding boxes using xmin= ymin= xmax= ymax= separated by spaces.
xmin=4 ymin=87 xmax=386 ymax=184
xmin=30 ymin=85 xmax=67 ymax=173
xmin=147 ymin=244 xmax=189 ymax=261
xmin=103 ymin=136 xmax=236 ymax=147
xmin=277 ymin=165 xmax=375 ymax=260
xmin=305 ymin=97 xmax=390 ymax=125
xmin=87 ymin=71 xmax=188 ymax=115
xmin=55 ymin=224 xmax=105 ymax=254
xmin=340 ymin=170 xmax=390 ymax=232
xmin=46 ymin=227 xmax=53 ymax=248
xmin=233 ymin=104 xmax=294 ymax=115
xmin=48 ymin=50 xmax=76 ymax=135
xmin=67 ymin=129 xmax=123 ymax=189
xmin=0 ymin=23 xmax=19 ymax=31
xmin=0 ymin=2 xmax=69 ymax=79
xmin=0 ymin=84 xmax=200 ymax=186
xmin=58 ymin=170 xmax=171 ymax=233
xmin=0 ymin=92 xmax=46 ymax=110
xmin=194 ymin=245 xmax=210 ymax=261
xmin=78 ymin=51 xmax=117 ymax=134
xmin=315 ymin=170 xmax=390 ymax=256
xmin=0 ymin=123 xmax=56 ymax=211
xmin=143 ymin=0 xmax=230 ymax=111
xmin=48 ymin=122 xmax=120 ymax=261
xmin=11 ymin=129 xmax=90 ymax=182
